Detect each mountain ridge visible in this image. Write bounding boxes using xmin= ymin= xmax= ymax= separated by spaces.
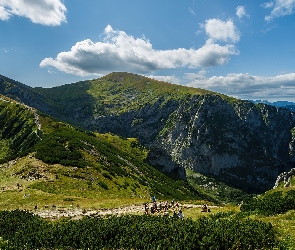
xmin=1 ymin=72 xmax=295 ymax=194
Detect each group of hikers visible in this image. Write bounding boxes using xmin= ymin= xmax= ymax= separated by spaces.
xmin=144 ymin=196 xmax=183 ymax=218
xmin=145 ymin=196 xmax=211 ymax=218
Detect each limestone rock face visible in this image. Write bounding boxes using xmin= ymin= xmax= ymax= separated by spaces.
xmin=89 ymin=94 xmax=295 ymax=192
xmin=273 ymin=168 xmax=295 ymax=188
xmin=163 ymin=95 xmax=294 ymax=192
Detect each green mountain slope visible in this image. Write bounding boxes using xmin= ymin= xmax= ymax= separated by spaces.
xmin=35 ymin=72 xmax=221 ymax=114
xmin=0 ymin=95 xmax=40 ymax=163
xmin=0 ymin=98 xmax=207 ymax=209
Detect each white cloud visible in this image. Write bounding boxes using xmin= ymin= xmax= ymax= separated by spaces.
xmin=187 ymin=73 xmax=295 ymax=101
xmin=0 ymin=0 xmax=66 ymax=25
xmin=149 ymin=75 xmax=181 ymax=84
xmin=0 ymin=5 xmax=10 ymax=20
xmin=236 ymin=6 xmax=249 ymax=19
xmin=263 ymin=0 xmax=295 ymax=21
xmin=40 ymin=24 xmax=240 ymax=76
xmin=202 ymin=19 xmax=240 ymax=43
xmin=184 ymin=69 xmax=207 ymax=81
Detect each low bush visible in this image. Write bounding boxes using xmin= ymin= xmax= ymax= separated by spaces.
xmin=240 ymin=190 xmax=295 ymax=215
xmin=0 ymin=210 xmax=276 ymax=250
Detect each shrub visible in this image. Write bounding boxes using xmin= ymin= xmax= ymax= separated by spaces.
xmin=240 ymin=190 xmax=295 ymax=215
xmin=98 ymin=181 xmax=108 ymax=190
xmin=0 ymin=210 xmax=276 ymax=250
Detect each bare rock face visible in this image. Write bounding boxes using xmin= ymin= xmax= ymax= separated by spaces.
xmin=148 ymin=95 xmax=295 ymax=192
xmin=146 ymin=147 xmax=186 ymax=180
xmin=273 ymin=168 xmax=295 ymax=188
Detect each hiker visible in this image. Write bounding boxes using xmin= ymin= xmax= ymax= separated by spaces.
xmin=173 ymin=210 xmax=178 ymax=218
xmin=151 ymin=206 xmax=155 ymax=214
xmin=178 ymin=210 xmax=184 ymax=219
xmin=201 ymin=204 xmax=208 ymax=212
xmin=164 ymin=200 xmax=169 ymax=211
xmin=144 ymin=203 xmax=149 ymax=214
xmin=159 ymin=202 xmax=163 ymax=211
xmin=153 ymin=201 xmax=157 ymax=211
xmin=171 ymin=199 xmax=174 ymax=207
xmin=152 ymin=196 xmax=156 ymax=203
xmin=175 ymin=201 xmax=179 ymax=208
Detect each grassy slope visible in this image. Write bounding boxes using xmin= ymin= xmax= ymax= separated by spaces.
xmin=35 ymin=72 xmax=236 ymax=117
xmin=238 ymin=178 xmax=295 ymax=248
xmin=86 ymin=72 xmax=238 ymax=116
xmin=0 ymin=96 xmax=40 ymax=162
xmin=0 ymin=99 xmax=205 ymax=210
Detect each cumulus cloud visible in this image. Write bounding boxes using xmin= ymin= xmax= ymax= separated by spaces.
xmin=40 ymin=23 xmax=240 ymax=76
xmin=0 ymin=5 xmax=10 ymax=20
xmin=0 ymin=0 xmax=66 ymax=25
xmin=202 ymin=19 xmax=240 ymax=43
xmin=149 ymin=75 xmax=181 ymax=84
xmin=184 ymin=69 xmax=207 ymax=81
xmin=263 ymin=0 xmax=295 ymax=21
xmin=187 ymin=72 xmax=295 ymax=101
xmin=236 ymin=6 xmax=250 ymax=19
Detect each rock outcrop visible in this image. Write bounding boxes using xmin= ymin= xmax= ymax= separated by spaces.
xmin=273 ymin=168 xmax=295 ymax=188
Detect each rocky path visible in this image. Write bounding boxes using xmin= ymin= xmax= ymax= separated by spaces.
xmin=34 ymin=203 xmax=209 ymax=220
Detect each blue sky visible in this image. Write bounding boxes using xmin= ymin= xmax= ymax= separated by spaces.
xmin=1 ymin=0 xmax=295 ymax=102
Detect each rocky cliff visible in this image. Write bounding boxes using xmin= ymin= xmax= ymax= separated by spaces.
xmin=147 ymin=95 xmax=295 ymax=192
xmin=1 ymin=72 xmax=295 ymax=193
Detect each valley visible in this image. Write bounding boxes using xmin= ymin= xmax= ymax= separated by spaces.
xmin=0 ymin=73 xmax=295 ymax=248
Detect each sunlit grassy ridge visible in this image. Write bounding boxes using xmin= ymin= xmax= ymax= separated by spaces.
xmin=88 ymin=72 xmax=231 ymax=115
xmin=34 ymin=72 xmax=236 ymax=119
xmin=95 ymin=132 xmax=148 ymax=161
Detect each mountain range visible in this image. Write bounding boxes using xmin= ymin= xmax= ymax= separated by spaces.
xmin=1 ymin=72 xmax=295 ymax=203
xmin=250 ymin=100 xmax=295 ymax=111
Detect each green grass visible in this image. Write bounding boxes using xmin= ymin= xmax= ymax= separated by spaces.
xmin=95 ymin=133 xmax=148 ymax=160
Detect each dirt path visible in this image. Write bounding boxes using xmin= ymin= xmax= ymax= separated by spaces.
xmin=33 ymin=203 xmax=215 ymax=220
xmin=34 ymin=204 xmax=146 ymax=220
